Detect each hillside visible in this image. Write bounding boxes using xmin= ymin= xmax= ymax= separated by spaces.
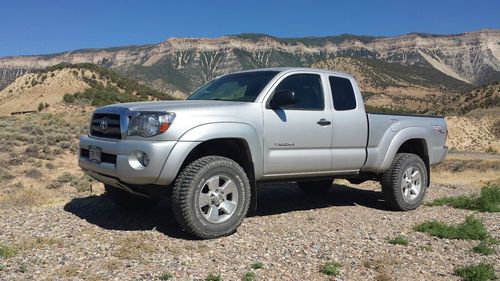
xmin=1 ymin=29 xmax=499 ymax=98
xmin=0 ymin=63 xmax=175 ymax=115
xmin=439 ymin=81 xmax=500 ymax=114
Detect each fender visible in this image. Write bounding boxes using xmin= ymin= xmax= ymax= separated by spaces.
xmin=363 ymin=127 xmax=432 ymax=172
xmin=154 ymin=122 xmax=263 ymax=185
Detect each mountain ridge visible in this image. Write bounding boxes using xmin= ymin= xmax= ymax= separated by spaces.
xmin=1 ymin=29 xmax=499 ymax=97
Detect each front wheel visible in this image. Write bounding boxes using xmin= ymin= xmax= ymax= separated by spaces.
xmin=172 ymin=156 xmax=251 ymax=239
xmin=380 ymin=153 xmax=428 ymax=211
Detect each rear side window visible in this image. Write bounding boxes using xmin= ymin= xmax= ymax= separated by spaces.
xmin=329 ymin=76 xmax=356 ymax=111
xmin=274 ymin=74 xmax=324 ymax=110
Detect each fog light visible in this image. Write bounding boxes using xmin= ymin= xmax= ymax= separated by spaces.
xmin=136 ymin=151 xmax=150 ymax=167
xmin=141 ymin=153 xmax=150 ymax=167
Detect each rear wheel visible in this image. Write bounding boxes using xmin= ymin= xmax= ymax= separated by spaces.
xmin=172 ymin=156 xmax=251 ymax=239
xmin=380 ymin=153 xmax=428 ymax=211
xmin=105 ymin=185 xmax=159 ymax=209
xmin=297 ymin=180 xmax=333 ymax=194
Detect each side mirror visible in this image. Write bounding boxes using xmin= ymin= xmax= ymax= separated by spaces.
xmin=270 ymin=90 xmax=296 ymax=109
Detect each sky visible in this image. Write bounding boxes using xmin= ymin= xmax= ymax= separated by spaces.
xmin=0 ymin=0 xmax=499 ymax=57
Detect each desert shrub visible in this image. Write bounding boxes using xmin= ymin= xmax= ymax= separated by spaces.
xmin=71 ymin=175 xmax=93 ymax=192
xmin=242 ymin=271 xmax=255 ymax=281
xmin=250 ymin=261 xmax=264 ymax=269
xmin=472 ymin=239 xmax=497 ymax=255
xmin=453 ymin=263 xmax=496 ymax=281
xmin=485 ymin=146 xmax=497 ymax=154
xmin=427 ymin=184 xmax=499 ymax=212
xmin=320 ymin=261 xmax=342 ymax=276
xmin=25 ymin=168 xmax=42 ymax=179
xmin=0 ymin=168 xmax=14 ymax=183
xmin=414 ymin=216 xmax=489 ymax=240
xmin=52 ymin=147 xmax=64 ymax=155
xmin=387 ymin=235 xmax=409 ymax=245
xmin=158 ymin=272 xmax=172 ymax=280
xmin=0 ymin=244 xmax=17 ymax=258
xmin=7 ymin=157 xmax=25 ymax=166
xmin=205 ymin=274 xmax=221 ymax=281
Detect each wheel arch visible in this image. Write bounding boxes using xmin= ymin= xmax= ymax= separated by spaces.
xmin=155 ymin=122 xmax=262 ymax=188
xmin=376 ymin=127 xmax=432 ymax=180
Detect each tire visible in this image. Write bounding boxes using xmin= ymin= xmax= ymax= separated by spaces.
xmin=172 ymin=156 xmax=251 ymax=239
xmin=380 ymin=153 xmax=428 ymax=211
xmin=104 ymin=185 xmax=159 ymax=209
xmin=297 ymin=180 xmax=333 ymax=194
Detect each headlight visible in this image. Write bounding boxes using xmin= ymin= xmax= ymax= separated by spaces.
xmin=128 ymin=112 xmax=175 ymax=137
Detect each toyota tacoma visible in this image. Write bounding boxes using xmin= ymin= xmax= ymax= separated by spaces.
xmin=79 ymin=68 xmax=448 ymax=239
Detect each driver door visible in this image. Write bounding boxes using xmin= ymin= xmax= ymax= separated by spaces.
xmin=262 ymin=73 xmax=333 ymax=175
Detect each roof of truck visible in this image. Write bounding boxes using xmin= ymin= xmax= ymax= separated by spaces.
xmin=234 ymin=67 xmax=354 ymax=79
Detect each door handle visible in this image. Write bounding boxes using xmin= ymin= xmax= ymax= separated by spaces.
xmin=317 ymin=118 xmax=332 ymax=126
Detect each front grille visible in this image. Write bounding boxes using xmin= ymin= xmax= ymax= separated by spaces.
xmin=80 ymin=149 xmax=117 ymax=164
xmin=90 ymin=113 xmax=121 ymax=139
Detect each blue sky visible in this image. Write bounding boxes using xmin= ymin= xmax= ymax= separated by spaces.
xmin=1 ymin=0 xmax=499 ymax=57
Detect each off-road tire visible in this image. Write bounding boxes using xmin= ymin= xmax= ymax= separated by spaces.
xmin=105 ymin=185 xmax=159 ymax=209
xmin=172 ymin=156 xmax=251 ymax=239
xmin=297 ymin=180 xmax=333 ymax=194
xmin=380 ymin=153 xmax=428 ymax=211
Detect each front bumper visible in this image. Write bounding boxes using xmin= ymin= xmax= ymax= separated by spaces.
xmin=79 ymin=135 xmax=176 ymax=185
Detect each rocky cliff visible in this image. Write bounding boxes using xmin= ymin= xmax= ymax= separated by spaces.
xmin=0 ymin=29 xmax=499 ymax=97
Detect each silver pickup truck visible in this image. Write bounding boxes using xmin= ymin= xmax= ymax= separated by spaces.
xmin=79 ymin=68 xmax=447 ymax=238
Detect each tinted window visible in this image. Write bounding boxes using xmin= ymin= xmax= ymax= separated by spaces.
xmin=273 ymin=74 xmax=324 ymax=110
xmin=329 ymin=76 xmax=356 ymax=111
xmin=188 ymin=71 xmax=279 ymax=102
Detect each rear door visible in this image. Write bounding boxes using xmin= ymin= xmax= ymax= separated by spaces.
xmin=328 ymin=75 xmax=368 ymax=170
xmin=263 ymin=73 xmax=333 ymax=175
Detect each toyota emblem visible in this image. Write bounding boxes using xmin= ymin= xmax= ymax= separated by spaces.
xmin=100 ymin=119 xmax=108 ymax=130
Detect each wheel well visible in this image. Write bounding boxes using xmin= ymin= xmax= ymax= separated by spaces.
xmin=397 ymin=138 xmax=430 ymax=186
xmin=180 ymin=138 xmax=257 ymax=213
xmin=181 ymin=138 xmax=255 ymax=182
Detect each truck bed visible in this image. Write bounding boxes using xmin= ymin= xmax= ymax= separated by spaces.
xmin=362 ymin=113 xmax=447 ymax=172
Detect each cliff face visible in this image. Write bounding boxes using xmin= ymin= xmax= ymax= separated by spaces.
xmin=1 ymin=29 xmax=499 ymax=96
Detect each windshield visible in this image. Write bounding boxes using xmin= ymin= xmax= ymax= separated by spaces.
xmin=188 ymin=71 xmax=279 ymax=102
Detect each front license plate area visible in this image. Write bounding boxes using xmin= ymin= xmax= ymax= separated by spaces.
xmin=89 ymin=146 xmax=101 ymax=163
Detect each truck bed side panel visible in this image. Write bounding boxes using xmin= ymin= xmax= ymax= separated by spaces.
xmin=362 ymin=113 xmax=447 ymax=172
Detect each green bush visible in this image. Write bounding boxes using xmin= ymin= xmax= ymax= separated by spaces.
xmin=0 ymin=244 xmax=17 ymax=258
xmin=414 ymin=216 xmax=489 ymax=240
xmin=454 ymin=263 xmax=496 ymax=281
xmin=387 ymin=235 xmax=409 ymax=246
xmin=319 ymin=261 xmax=341 ymax=276
xmin=206 ymin=274 xmax=221 ymax=281
xmin=427 ymin=184 xmax=499 ymax=212
xmin=158 ymin=272 xmax=172 ymax=280
xmin=242 ymin=272 xmax=255 ymax=281
xmin=472 ymin=239 xmax=497 ymax=255
xmin=25 ymin=168 xmax=42 ymax=179
xmin=250 ymin=261 xmax=264 ymax=269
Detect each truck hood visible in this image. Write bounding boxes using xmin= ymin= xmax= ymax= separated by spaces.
xmin=99 ymin=100 xmax=252 ymax=113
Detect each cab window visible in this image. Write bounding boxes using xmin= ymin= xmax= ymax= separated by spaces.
xmin=329 ymin=76 xmax=357 ymax=111
xmin=273 ymin=74 xmax=324 ymax=110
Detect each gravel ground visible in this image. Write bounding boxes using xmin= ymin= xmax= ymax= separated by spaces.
xmin=0 ymin=181 xmax=498 ymax=281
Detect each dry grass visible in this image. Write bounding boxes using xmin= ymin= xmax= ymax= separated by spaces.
xmin=431 ymin=156 xmax=500 ymax=187
xmin=15 ymin=236 xmax=62 ymax=251
xmin=363 ymin=256 xmax=399 ymax=281
xmin=113 ymin=234 xmax=157 ymax=260
xmin=0 ymin=111 xmax=101 ymax=208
